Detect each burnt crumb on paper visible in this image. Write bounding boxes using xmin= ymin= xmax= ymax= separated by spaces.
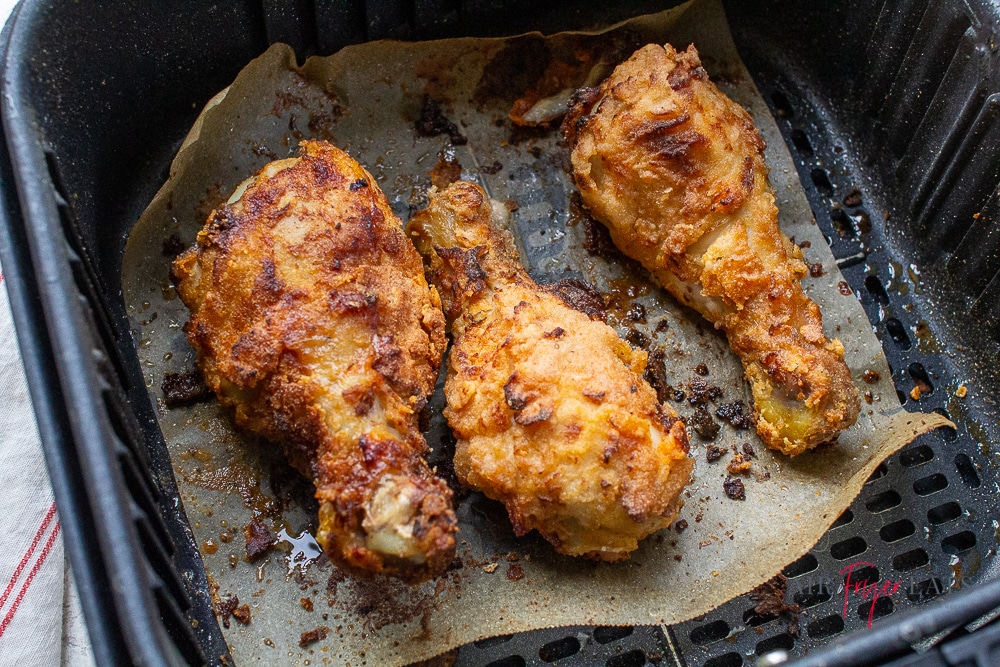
xmin=643 ymin=348 xmax=671 ymax=404
xmin=346 ymin=576 xmax=438 ymax=632
xmin=216 ymin=594 xmax=250 ymax=628
xmin=723 ymin=476 xmax=745 ymax=500
xmin=543 ymin=278 xmax=607 ymax=321
xmin=742 ymin=442 xmax=756 ymax=458
xmin=582 ymin=216 xmax=619 ymax=259
xmin=217 ymin=594 xmax=237 ymax=629
xmin=301 ymin=597 xmax=314 ymax=612
xmin=750 ymin=574 xmax=801 ymax=634
xmin=244 ymin=518 xmax=276 ymax=561
xmin=299 ymin=626 xmax=330 ymax=648
xmin=705 ymin=444 xmax=724 ymax=462
xmin=625 ymin=327 xmax=650 ymax=350
xmin=161 ymin=370 xmax=212 ymax=408
xmin=479 ymin=160 xmax=503 ymax=175
xmin=506 ymin=562 xmax=525 ymax=581
xmin=161 ymin=233 xmax=186 ymax=257
xmin=415 ymin=95 xmax=467 ymax=145
xmin=687 ymin=376 xmax=724 ymax=406
xmin=688 ymin=406 xmax=720 ymax=440
xmin=675 ymin=519 xmax=689 ymax=532
xmin=715 ymin=400 xmax=755 ymax=429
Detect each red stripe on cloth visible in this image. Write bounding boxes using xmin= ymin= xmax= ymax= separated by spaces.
xmin=0 ymin=502 xmax=57 ymax=610
xmin=0 ymin=521 xmax=61 ymax=637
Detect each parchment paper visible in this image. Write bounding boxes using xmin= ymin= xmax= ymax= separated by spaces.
xmin=121 ymin=1 xmax=951 ymax=664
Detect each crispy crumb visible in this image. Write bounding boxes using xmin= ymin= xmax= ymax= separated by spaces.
xmin=910 ymin=386 xmax=922 ymax=401
xmin=506 ymin=563 xmax=524 ymax=581
xmin=217 ymin=594 xmax=239 ymax=629
xmin=727 ymin=453 xmax=751 ymax=475
xmin=301 ymin=597 xmax=314 ymax=612
xmin=231 ymin=604 xmax=251 ymax=625
xmin=299 ymin=626 xmax=331 ymax=648
xmin=161 ymin=371 xmax=212 ymax=408
xmin=482 ymin=563 xmax=499 ymax=573
xmin=956 ymin=384 xmax=968 ymax=398
xmin=244 ymin=519 xmax=276 ymax=561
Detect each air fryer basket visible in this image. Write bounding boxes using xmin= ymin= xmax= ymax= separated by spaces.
xmin=2 ymin=1 xmax=1000 ymax=665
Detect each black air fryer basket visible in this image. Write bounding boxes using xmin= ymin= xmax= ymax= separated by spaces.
xmin=3 ymin=1 xmax=1000 ymax=665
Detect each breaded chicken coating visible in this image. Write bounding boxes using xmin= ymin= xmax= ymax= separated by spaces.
xmin=172 ymin=140 xmax=456 ymax=583
xmin=406 ymin=181 xmax=692 ymax=560
xmin=563 ymin=44 xmax=860 ymax=455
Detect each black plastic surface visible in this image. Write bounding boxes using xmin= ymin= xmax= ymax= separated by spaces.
xmin=2 ymin=1 xmax=1000 ymax=666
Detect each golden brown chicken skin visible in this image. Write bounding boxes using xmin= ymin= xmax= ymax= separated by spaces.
xmin=406 ymin=181 xmax=692 ymax=560
xmin=563 ymin=44 xmax=860 ymax=456
xmin=172 ymin=140 xmax=456 ymax=583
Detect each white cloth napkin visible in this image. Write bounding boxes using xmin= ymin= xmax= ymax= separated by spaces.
xmin=0 ymin=272 xmax=94 ymax=666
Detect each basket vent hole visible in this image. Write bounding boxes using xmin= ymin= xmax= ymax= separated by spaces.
xmin=880 ymin=519 xmax=915 ymax=543
xmin=897 ymin=389 xmax=908 ymax=405
xmin=755 ymin=632 xmax=795 ymax=656
xmin=771 ymin=90 xmax=795 ymax=118
xmin=857 ymin=596 xmax=894 ymax=622
xmin=743 ymin=607 xmax=780 ymax=627
xmin=689 ymin=620 xmax=730 ymax=646
xmin=830 ymin=206 xmax=855 ymax=237
xmin=843 ymin=565 xmax=879 ymax=587
xmin=831 ymin=536 xmax=868 ymax=560
xmin=783 ymin=553 xmax=818 ymax=578
xmin=704 ymin=652 xmax=744 ymax=667
xmin=793 ymin=583 xmax=834 ymax=608
xmin=485 ymin=657 xmax=526 ymax=667
xmin=954 ymin=453 xmax=981 ymax=488
xmin=893 ymin=548 xmax=929 ymax=572
xmin=913 ymin=473 xmax=948 ymax=496
xmin=791 ymin=128 xmax=814 ymax=155
xmin=807 ymin=614 xmax=845 ymax=640
xmin=866 ymin=463 xmax=888 ymax=484
xmin=927 ymin=501 xmax=962 ymax=525
xmin=475 ymin=635 xmax=513 ymax=649
xmin=864 ymin=275 xmax=890 ymax=305
xmin=593 ymin=626 xmax=633 ymax=644
xmin=884 ymin=318 xmax=911 ymax=349
xmin=539 ymin=636 xmax=580 ymax=662
xmin=933 ymin=409 xmax=957 ymax=441
xmin=831 ymin=509 xmax=854 ymax=529
xmin=606 ymin=649 xmax=648 ymax=667
xmin=907 ymin=577 xmax=947 ymax=603
xmin=865 ymin=490 xmax=902 ymax=513
xmin=907 ymin=362 xmax=934 ymax=395
xmin=941 ymin=531 xmax=977 ymax=555
xmin=899 ymin=444 xmax=934 ymax=467
xmin=810 ymin=168 xmax=834 ymax=196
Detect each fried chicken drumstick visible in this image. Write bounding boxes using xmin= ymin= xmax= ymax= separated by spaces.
xmin=406 ymin=181 xmax=692 ymax=560
xmin=172 ymin=140 xmax=456 ymax=583
xmin=563 ymin=44 xmax=860 ymax=456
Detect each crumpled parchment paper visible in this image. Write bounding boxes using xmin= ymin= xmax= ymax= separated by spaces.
xmin=121 ymin=0 xmax=951 ymax=664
